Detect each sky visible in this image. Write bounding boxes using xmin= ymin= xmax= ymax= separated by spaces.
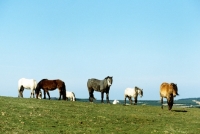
xmin=0 ymin=1 xmax=200 ymax=100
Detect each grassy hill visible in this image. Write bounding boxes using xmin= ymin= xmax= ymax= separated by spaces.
xmin=0 ymin=96 xmax=200 ymax=133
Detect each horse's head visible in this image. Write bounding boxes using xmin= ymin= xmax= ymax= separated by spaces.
xmin=171 ymin=83 xmax=179 ymax=97
xmin=138 ymin=88 xmax=143 ymax=98
xmin=38 ymin=90 xmax=42 ymax=99
xmin=35 ymin=84 xmax=41 ymax=99
xmin=105 ymin=76 xmax=113 ymax=87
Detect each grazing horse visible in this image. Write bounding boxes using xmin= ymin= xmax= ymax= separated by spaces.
xmin=66 ymin=91 xmax=76 ymax=101
xmin=160 ymin=82 xmax=179 ymax=110
xmin=18 ymin=78 xmax=37 ymax=98
xmin=124 ymin=87 xmax=143 ymax=105
xmin=35 ymin=79 xmax=66 ymax=100
xmin=87 ymin=76 xmax=113 ymax=103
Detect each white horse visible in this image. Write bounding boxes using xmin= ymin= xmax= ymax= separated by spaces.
xmin=18 ymin=78 xmax=37 ymax=98
xmin=124 ymin=87 xmax=143 ymax=105
xmin=113 ymin=99 xmax=119 ymax=104
xmin=66 ymin=91 xmax=76 ymax=101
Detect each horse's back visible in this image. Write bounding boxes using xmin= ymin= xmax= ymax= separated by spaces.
xmin=124 ymin=88 xmax=135 ymax=97
xmin=87 ymin=78 xmax=99 ymax=84
xmin=87 ymin=78 xmax=100 ymax=89
xmin=160 ymin=82 xmax=178 ymax=97
xmin=39 ymin=79 xmax=65 ymax=89
xmin=66 ymin=91 xmax=71 ymax=96
xmin=18 ymin=78 xmax=37 ymax=90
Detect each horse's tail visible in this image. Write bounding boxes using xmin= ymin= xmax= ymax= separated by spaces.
xmin=62 ymin=82 xmax=67 ymax=100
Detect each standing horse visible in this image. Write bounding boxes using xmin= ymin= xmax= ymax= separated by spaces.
xmin=35 ymin=79 xmax=66 ymax=100
xmin=160 ymin=82 xmax=179 ymax=110
xmin=66 ymin=91 xmax=76 ymax=101
xmin=18 ymin=78 xmax=37 ymax=98
xmin=124 ymin=87 xmax=143 ymax=105
xmin=87 ymin=76 xmax=113 ymax=103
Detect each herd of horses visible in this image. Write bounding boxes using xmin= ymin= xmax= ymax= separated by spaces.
xmin=18 ymin=76 xmax=179 ymax=110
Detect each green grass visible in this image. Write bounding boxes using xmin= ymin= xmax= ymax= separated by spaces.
xmin=0 ymin=96 xmax=200 ymax=133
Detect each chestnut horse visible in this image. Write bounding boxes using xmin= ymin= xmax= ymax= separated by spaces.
xmin=160 ymin=82 xmax=179 ymax=110
xmin=35 ymin=79 xmax=66 ymax=100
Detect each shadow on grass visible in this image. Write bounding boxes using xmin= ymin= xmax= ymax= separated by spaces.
xmin=171 ymin=110 xmax=187 ymax=112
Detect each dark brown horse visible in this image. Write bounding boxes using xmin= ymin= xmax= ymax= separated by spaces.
xmin=160 ymin=82 xmax=179 ymax=110
xmin=35 ymin=79 xmax=66 ymax=100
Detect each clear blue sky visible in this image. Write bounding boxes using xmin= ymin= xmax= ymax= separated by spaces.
xmin=0 ymin=1 xmax=200 ymax=100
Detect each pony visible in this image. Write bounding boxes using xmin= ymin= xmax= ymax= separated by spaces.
xmin=124 ymin=87 xmax=143 ymax=105
xmin=113 ymin=99 xmax=119 ymax=104
xmin=66 ymin=91 xmax=76 ymax=101
xmin=87 ymin=76 xmax=113 ymax=103
xmin=35 ymin=79 xmax=66 ymax=100
xmin=18 ymin=78 xmax=37 ymax=98
xmin=160 ymin=82 xmax=179 ymax=110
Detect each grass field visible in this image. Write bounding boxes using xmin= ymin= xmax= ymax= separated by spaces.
xmin=0 ymin=96 xmax=200 ymax=134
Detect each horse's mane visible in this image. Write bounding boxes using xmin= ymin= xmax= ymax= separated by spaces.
xmin=135 ymin=86 xmax=141 ymax=90
xmin=105 ymin=76 xmax=113 ymax=79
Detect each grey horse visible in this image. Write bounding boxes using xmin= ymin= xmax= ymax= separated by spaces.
xmin=87 ymin=76 xmax=113 ymax=103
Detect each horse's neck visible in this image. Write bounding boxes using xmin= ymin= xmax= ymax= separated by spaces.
xmin=135 ymin=88 xmax=139 ymax=96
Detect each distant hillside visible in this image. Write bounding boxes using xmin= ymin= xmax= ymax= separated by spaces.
xmin=22 ymin=96 xmax=200 ymax=108
xmin=178 ymin=97 xmax=200 ymax=101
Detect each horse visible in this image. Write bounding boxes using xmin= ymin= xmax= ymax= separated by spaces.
xmin=66 ymin=91 xmax=76 ymax=101
xmin=18 ymin=78 xmax=37 ymax=98
xmin=113 ymin=99 xmax=119 ymax=104
xmin=160 ymin=82 xmax=179 ymax=110
xmin=35 ymin=79 xmax=66 ymax=100
xmin=87 ymin=76 xmax=113 ymax=103
xmin=124 ymin=87 xmax=143 ymax=105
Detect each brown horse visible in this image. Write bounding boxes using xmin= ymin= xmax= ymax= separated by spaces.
xmin=35 ymin=79 xmax=66 ymax=100
xmin=160 ymin=82 xmax=179 ymax=110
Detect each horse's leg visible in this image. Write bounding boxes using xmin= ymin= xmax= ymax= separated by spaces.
xmin=89 ymin=89 xmax=94 ymax=102
xmin=106 ymin=92 xmax=110 ymax=103
xmin=18 ymin=88 xmax=21 ymax=98
xmin=47 ymin=91 xmax=51 ymax=100
xmin=170 ymin=97 xmax=174 ymax=110
xmin=124 ymin=95 xmax=127 ymax=105
xmin=134 ymin=97 xmax=138 ymax=105
xmin=160 ymin=96 xmax=163 ymax=109
xmin=168 ymin=95 xmax=173 ymax=110
xmin=20 ymin=86 xmax=24 ymax=98
xmin=43 ymin=90 xmax=46 ymax=99
xmin=32 ymin=89 xmax=35 ymax=98
xmin=128 ymin=97 xmax=132 ymax=105
xmin=58 ymin=89 xmax=61 ymax=100
xmin=101 ymin=92 xmax=104 ymax=103
xmin=30 ymin=89 xmax=34 ymax=98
